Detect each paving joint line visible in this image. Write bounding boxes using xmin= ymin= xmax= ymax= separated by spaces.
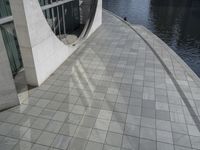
xmin=103 ymin=9 xmax=200 ymax=132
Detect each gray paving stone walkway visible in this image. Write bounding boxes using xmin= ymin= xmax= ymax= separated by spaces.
xmin=0 ymin=10 xmax=200 ymax=150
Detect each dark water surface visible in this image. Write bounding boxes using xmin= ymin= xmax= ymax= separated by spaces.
xmin=103 ymin=0 xmax=200 ymax=77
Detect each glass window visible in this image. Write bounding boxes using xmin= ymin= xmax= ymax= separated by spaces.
xmin=0 ymin=0 xmax=12 ymax=18
xmin=0 ymin=23 xmax=23 ymax=75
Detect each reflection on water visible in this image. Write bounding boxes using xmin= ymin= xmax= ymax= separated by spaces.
xmin=103 ymin=0 xmax=200 ymax=77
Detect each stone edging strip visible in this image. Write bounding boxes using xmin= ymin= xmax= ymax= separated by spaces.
xmin=103 ymin=9 xmax=200 ymax=87
xmin=103 ymin=9 xmax=200 ymax=130
xmin=136 ymin=26 xmax=200 ymax=88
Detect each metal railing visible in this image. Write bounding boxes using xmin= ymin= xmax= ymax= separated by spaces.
xmin=39 ymin=0 xmax=80 ymax=40
xmin=39 ymin=0 xmax=98 ymax=44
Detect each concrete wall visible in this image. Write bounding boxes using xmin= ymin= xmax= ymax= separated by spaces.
xmin=87 ymin=0 xmax=102 ymax=37
xmin=0 ymin=31 xmax=19 ymax=111
xmin=10 ymin=0 xmax=102 ymax=86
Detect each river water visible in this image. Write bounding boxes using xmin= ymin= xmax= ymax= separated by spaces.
xmin=103 ymin=0 xmax=200 ymax=77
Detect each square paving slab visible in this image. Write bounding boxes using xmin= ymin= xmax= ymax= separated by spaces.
xmin=0 ymin=11 xmax=200 ymax=150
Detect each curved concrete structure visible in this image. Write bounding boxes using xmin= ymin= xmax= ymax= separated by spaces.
xmin=10 ymin=0 xmax=102 ymax=86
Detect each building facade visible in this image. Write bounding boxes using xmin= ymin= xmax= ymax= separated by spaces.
xmin=0 ymin=0 xmax=102 ymax=111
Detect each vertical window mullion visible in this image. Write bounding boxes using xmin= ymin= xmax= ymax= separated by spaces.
xmin=50 ymin=0 xmax=56 ymax=33
xmin=62 ymin=4 xmax=66 ymax=36
xmin=57 ymin=6 xmax=61 ymax=38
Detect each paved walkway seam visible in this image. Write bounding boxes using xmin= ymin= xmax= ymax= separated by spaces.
xmin=103 ymin=9 xmax=200 ymax=132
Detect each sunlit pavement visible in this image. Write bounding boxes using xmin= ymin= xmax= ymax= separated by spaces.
xmin=0 ymin=11 xmax=200 ymax=150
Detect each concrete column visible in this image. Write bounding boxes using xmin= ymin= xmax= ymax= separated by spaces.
xmin=0 ymin=30 xmax=19 ymax=111
xmin=9 ymin=0 xmax=42 ymax=86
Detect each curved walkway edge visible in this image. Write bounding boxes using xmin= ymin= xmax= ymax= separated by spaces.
xmin=1 ymin=9 xmax=200 ymax=150
xmin=103 ymin=9 xmax=200 ymax=134
xmin=103 ymin=9 xmax=200 ymax=87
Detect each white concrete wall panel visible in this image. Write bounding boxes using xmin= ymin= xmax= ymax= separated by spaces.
xmin=0 ymin=31 xmax=19 ymax=111
xmin=10 ymin=0 xmax=102 ymax=86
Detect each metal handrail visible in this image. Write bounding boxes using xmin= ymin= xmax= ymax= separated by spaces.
xmin=41 ymin=0 xmax=73 ymax=10
xmin=0 ymin=16 xmax=13 ymax=25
